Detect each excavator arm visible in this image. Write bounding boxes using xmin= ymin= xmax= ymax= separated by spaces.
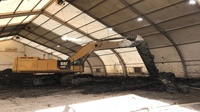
xmin=67 ymin=35 xmax=158 ymax=78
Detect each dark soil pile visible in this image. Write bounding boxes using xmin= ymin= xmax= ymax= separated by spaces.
xmin=0 ymin=69 xmax=33 ymax=86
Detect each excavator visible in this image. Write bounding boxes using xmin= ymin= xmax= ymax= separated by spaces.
xmin=12 ymin=35 xmax=181 ymax=93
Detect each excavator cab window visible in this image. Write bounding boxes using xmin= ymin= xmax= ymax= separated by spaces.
xmin=72 ymin=59 xmax=82 ymax=65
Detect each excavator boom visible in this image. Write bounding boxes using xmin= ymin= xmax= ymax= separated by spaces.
xmin=67 ymin=35 xmax=158 ymax=78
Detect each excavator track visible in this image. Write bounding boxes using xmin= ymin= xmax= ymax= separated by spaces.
xmin=32 ymin=75 xmax=61 ymax=86
xmin=60 ymin=74 xmax=94 ymax=87
xmin=29 ymin=74 xmax=94 ymax=86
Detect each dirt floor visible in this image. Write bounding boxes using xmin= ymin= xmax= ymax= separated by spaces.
xmin=0 ymin=84 xmax=200 ymax=112
xmin=0 ymin=70 xmax=200 ymax=112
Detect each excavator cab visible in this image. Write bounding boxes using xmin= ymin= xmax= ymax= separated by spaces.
xmin=69 ymin=59 xmax=84 ymax=73
xmin=71 ymin=59 xmax=82 ymax=66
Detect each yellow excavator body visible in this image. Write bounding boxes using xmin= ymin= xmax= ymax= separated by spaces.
xmin=12 ymin=57 xmax=83 ymax=73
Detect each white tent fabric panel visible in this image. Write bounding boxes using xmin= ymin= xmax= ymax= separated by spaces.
xmin=187 ymin=66 xmax=200 ymax=73
xmin=67 ymin=53 xmax=74 ymax=57
xmin=0 ymin=52 xmax=24 ymax=71
xmin=44 ymin=49 xmax=56 ymax=53
xmin=57 ymin=54 xmax=69 ymax=59
xmin=0 ymin=37 xmax=7 ymax=41
xmin=90 ymin=28 xmax=118 ymax=39
xmin=71 ymin=39 xmax=90 ymax=46
xmin=186 ymin=65 xmax=200 ymax=78
xmin=95 ymin=50 xmax=113 ymax=55
xmin=119 ymin=51 xmax=144 ymax=64
xmin=9 ymin=16 xmax=27 ymax=25
xmin=0 ymin=40 xmax=24 ymax=52
xmin=101 ymin=8 xmax=138 ymax=26
xmin=0 ymin=18 xmax=12 ymax=26
xmin=156 ymin=62 xmax=184 ymax=78
xmin=62 ymin=42 xmax=76 ymax=48
xmin=28 ymin=47 xmax=59 ymax=60
xmin=35 ymin=38 xmax=49 ymax=44
xmin=84 ymin=61 xmax=89 ymax=67
xmin=105 ymin=65 xmax=123 ymax=75
xmin=168 ymin=25 xmax=200 ymax=44
xmin=28 ymin=42 xmax=40 ymax=47
xmin=125 ymin=26 xmax=159 ymax=37
xmin=16 ymin=0 xmax=40 ymax=12
xmin=0 ymin=40 xmax=60 ymax=71
xmin=187 ymin=73 xmax=200 ymax=79
xmin=115 ymin=48 xmax=137 ymax=53
xmin=25 ymin=46 xmax=51 ymax=59
xmin=99 ymin=54 xmax=120 ymax=65
xmin=51 ymin=38 xmax=63 ymax=44
xmin=45 ymin=2 xmax=68 ymax=15
xmin=0 ymin=0 xmax=50 ymax=14
xmin=87 ymin=57 xmax=106 ymax=76
xmin=69 ymin=45 xmax=80 ymax=51
xmin=133 ymin=0 xmax=183 ymax=14
xmin=34 ymin=0 xmax=51 ymax=10
xmin=185 ymin=61 xmax=200 ymax=78
xmin=26 ymin=33 xmax=39 ymax=40
xmin=82 ymin=61 xmax=92 ymax=74
xmin=146 ymin=2 xmax=200 ymax=24
xmin=7 ymin=36 xmax=13 ymax=39
xmin=126 ymin=64 xmax=148 ymax=76
xmin=74 ymin=36 xmax=93 ymax=46
xmin=14 ymin=36 xmax=69 ymax=60
xmin=79 ymin=21 xmax=106 ymax=34
xmin=53 ymin=52 xmax=62 ymax=55
xmin=52 ymin=25 xmax=73 ymax=36
xmin=16 ymin=38 xmax=31 ymax=44
xmin=0 ymin=0 xmax=21 ymax=14
xmin=0 ymin=36 xmax=13 ymax=41
xmin=143 ymin=34 xmax=172 ymax=48
xmin=18 ymin=30 xmax=29 ymax=37
xmin=44 ymin=41 xmax=56 ymax=47
xmin=37 ymin=45 xmax=48 ymax=50
xmin=33 ymin=14 xmax=49 ymax=25
xmin=178 ymin=43 xmax=200 ymax=61
xmin=68 ymin=13 xmax=95 ymax=28
xmin=41 ymin=19 xmax=62 ymax=31
xmin=82 ymin=67 xmax=92 ymax=74
xmin=67 ymin=31 xmax=83 ymax=38
xmin=55 ymin=4 xmax=82 ymax=22
xmin=92 ymin=66 xmax=106 ymax=76
xmin=150 ymin=47 xmax=181 ymax=62
xmin=1 ymin=32 xmax=10 ymax=36
xmin=23 ymin=15 xmax=36 ymax=23
xmin=113 ymin=19 xmax=150 ymax=33
xmin=0 ymin=41 xmax=24 ymax=68
xmin=158 ymin=13 xmax=200 ymax=31
xmin=32 ymin=28 xmax=48 ymax=36
xmin=87 ymin=57 xmax=104 ymax=66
